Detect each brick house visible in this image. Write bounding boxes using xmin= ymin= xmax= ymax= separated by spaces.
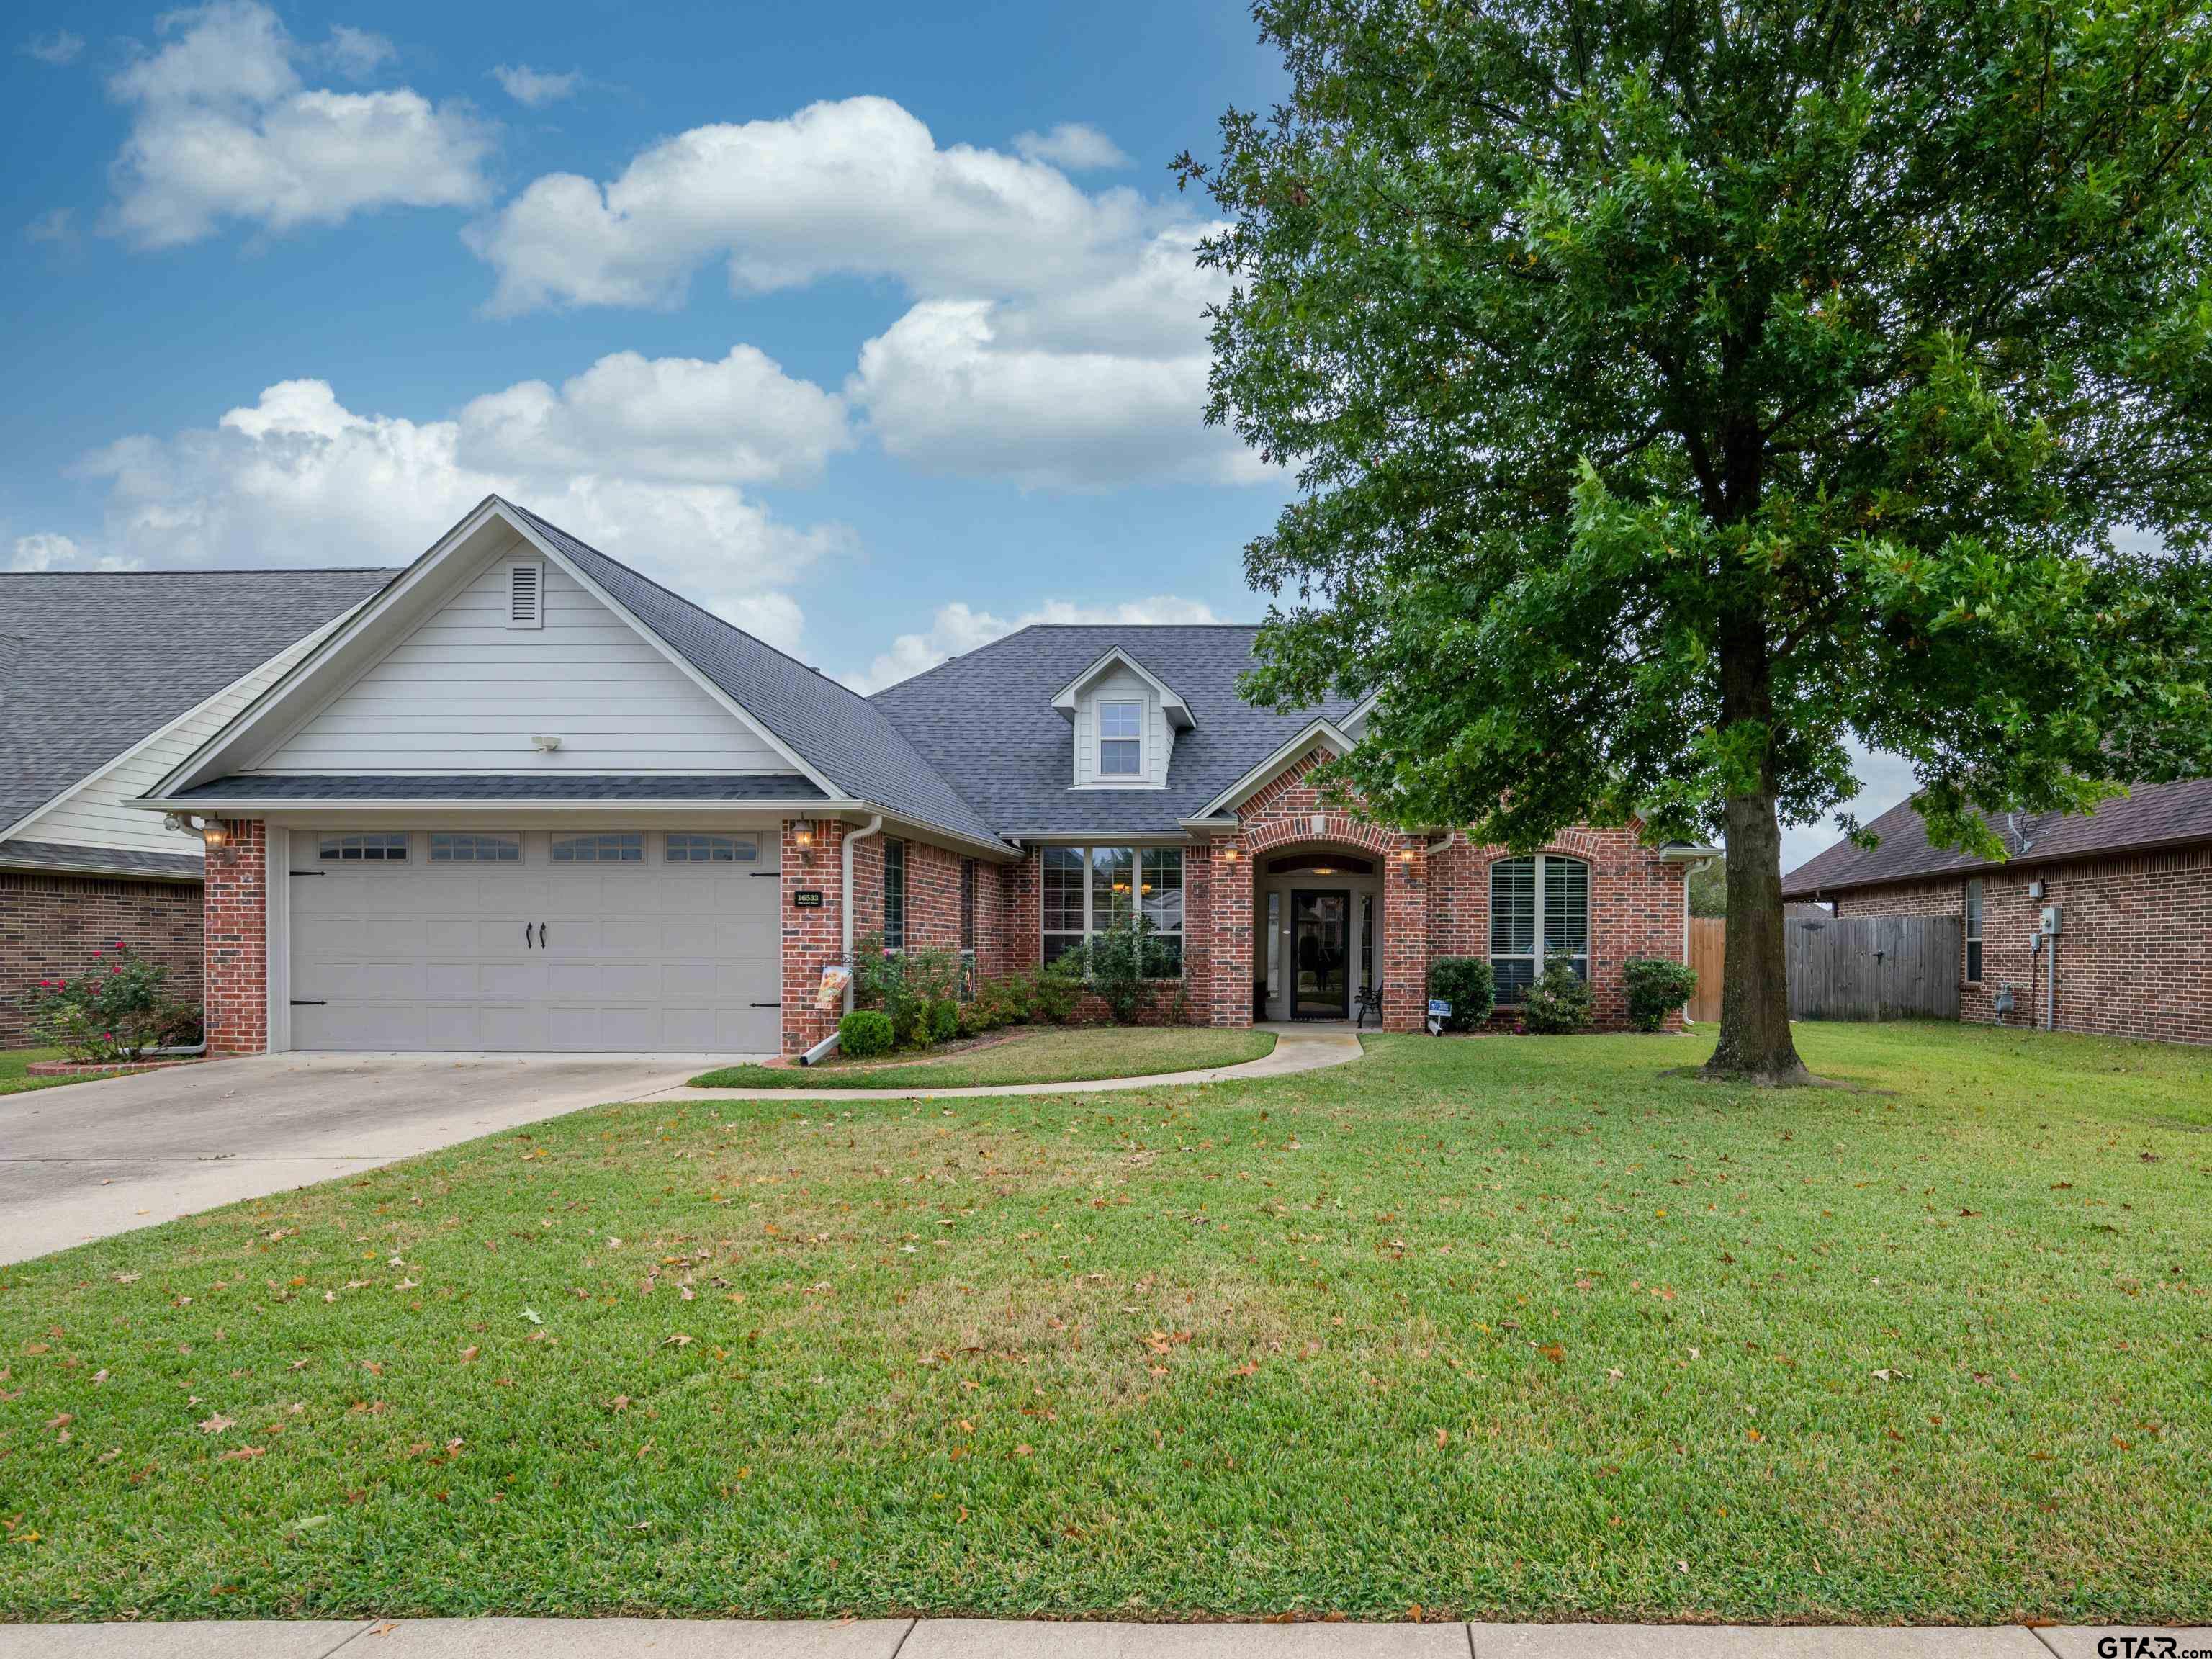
xmin=1 ymin=569 xmax=392 ymax=1045
xmin=1782 ymin=783 xmax=2212 ymax=1046
xmin=139 ymin=497 xmax=1708 ymax=1058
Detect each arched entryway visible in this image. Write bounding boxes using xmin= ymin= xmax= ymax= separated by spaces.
xmin=1251 ymin=842 xmax=1384 ymax=1022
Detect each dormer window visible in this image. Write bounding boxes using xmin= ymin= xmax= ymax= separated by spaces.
xmin=1100 ymin=701 xmax=1142 ymax=776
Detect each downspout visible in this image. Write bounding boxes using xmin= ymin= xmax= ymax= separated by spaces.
xmin=799 ymin=813 xmax=883 ymax=1067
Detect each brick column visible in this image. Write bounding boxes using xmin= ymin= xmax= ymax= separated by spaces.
xmin=1200 ymin=834 xmax=1254 ymax=1027
xmin=781 ymin=818 xmax=845 ymax=1055
xmin=1382 ymin=834 xmax=1426 ymax=1032
xmin=203 ymin=819 xmax=268 ymax=1055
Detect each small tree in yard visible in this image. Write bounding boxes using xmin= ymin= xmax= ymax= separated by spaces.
xmin=1182 ymin=0 xmax=2212 ymax=1082
xmin=1079 ymin=918 xmax=1179 ymax=1025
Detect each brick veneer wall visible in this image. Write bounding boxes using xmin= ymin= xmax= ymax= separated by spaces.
xmin=780 ymin=818 xmax=846 ymax=1055
xmin=1 ymin=868 xmax=204 ymax=1046
xmin=1820 ymin=841 xmax=2211 ymax=1046
xmin=202 ymin=820 xmax=268 ymax=1055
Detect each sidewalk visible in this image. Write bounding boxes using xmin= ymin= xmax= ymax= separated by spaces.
xmin=0 ymin=1621 xmax=2200 ymax=1658
xmin=651 ymin=1025 xmax=1364 ymax=1104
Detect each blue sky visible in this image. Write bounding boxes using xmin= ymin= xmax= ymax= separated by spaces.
xmin=3 ymin=0 xmax=1905 ymax=868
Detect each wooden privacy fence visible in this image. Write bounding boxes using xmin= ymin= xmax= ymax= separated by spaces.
xmin=1786 ymin=912 xmax=1961 ymax=1022
xmin=1687 ymin=917 xmax=1725 ymax=1022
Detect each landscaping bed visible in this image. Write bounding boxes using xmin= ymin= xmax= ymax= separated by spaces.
xmin=690 ymin=1026 xmax=1278 ymax=1089
xmin=1 ymin=1022 xmax=2206 ymax=1624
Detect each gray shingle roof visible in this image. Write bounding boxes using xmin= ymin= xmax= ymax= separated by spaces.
xmin=501 ymin=500 xmax=1006 ymax=850
xmin=0 ymin=837 xmax=204 ymax=879
xmin=167 ymin=774 xmax=826 ymax=803
xmin=1 ymin=568 xmax=397 ymax=837
xmin=867 ymin=625 xmax=1361 ymax=837
xmin=1782 ymin=778 xmax=2212 ymax=896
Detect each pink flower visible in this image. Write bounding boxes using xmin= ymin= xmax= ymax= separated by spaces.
xmin=111 ymin=966 xmax=124 ymax=975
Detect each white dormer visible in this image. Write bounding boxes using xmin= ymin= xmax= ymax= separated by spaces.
xmin=1051 ymin=647 xmax=1195 ymax=790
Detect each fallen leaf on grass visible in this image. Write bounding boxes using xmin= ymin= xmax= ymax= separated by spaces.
xmin=218 ymin=1444 xmax=266 ymax=1462
xmin=662 ymin=1333 xmax=693 ymax=1349
xmin=197 ymin=1413 xmax=235 ymax=1434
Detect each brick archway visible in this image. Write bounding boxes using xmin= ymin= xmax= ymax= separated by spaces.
xmin=1241 ymin=811 xmax=1402 ymax=863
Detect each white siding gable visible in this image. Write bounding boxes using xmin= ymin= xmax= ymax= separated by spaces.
xmin=257 ymin=548 xmax=786 ymax=774
xmin=11 ymin=621 xmax=340 ymax=860
xmin=1072 ymin=668 xmax=1172 ymax=788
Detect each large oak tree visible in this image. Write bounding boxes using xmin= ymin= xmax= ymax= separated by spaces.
xmin=1183 ymin=0 xmax=2212 ymax=1080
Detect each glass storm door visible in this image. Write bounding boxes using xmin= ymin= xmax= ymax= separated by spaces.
xmin=1292 ymin=890 xmax=1352 ymax=1020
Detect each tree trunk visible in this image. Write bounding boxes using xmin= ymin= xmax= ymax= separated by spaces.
xmin=1704 ymin=788 xmax=1809 ymax=1083
xmin=1703 ymin=604 xmax=1809 ymax=1084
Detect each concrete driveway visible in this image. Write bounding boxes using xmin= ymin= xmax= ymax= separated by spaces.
xmin=0 ymin=1052 xmax=729 ymax=1266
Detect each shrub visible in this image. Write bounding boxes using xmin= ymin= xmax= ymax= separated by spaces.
xmin=837 ymin=1009 xmax=895 ymax=1059
xmin=20 ymin=943 xmax=186 ymax=1062
xmin=1033 ymin=956 xmax=1085 ymax=1025
xmin=927 ymin=998 xmax=958 ymax=1042
xmin=1077 ymin=918 xmax=1179 ymax=1024
xmin=852 ymin=936 xmax=962 ymax=1048
xmin=967 ymin=973 xmax=1031 ymax=1030
xmin=1426 ymin=957 xmax=1496 ymax=1031
xmin=1522 ymin=950 xmax=1593 ymax=1035
xmin=1622 ymin=956 xmax=1699 ymax=1032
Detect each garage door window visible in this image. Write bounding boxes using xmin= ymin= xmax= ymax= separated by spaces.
xmin=552 ymin=832 xmax=643 ymax=863
xmin=320 ymin=832 xmax=408 ymax=862
xmin=667 ymin=832 xmax=756 ymax=863
xmin=429 ymin=832 xmax=520 ymax=863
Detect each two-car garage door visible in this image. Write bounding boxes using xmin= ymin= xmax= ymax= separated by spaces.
xmin=288 ymin=828 xmax=781 ymax=1053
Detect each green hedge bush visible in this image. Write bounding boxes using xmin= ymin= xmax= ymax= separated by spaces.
xmin=1622 ymin=956 xmax=1699 ymax=1032
xmin=1426 ymin=957 xmax=1496 ymax=1031
xmin=837 ymin=1010 xmax=895 ymax=1058
xmin=1523 ymin=950 xmax=1593 ymax=1034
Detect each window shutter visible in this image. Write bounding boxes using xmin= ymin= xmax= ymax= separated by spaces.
xmin=507 ymin=561 xmax=544 ymax=629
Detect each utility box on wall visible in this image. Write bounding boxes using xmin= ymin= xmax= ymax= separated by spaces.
xmin=2040 ymin=904 xmax=2063 ymax=936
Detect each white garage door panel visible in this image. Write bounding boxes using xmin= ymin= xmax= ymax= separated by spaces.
xmin=289 ymin=830 xmax=779 ymax=1053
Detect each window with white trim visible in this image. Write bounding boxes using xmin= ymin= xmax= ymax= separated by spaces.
xmin=551 ymin=832 xmax=642 ymax=863
xmin=1039 ymin=845 xmax=1183 ymax=974
xmin=1099 ymin=701 xmax=1141 ymax=776
xmin=666 ymin=832 xmax=756 ymax=863
xmin=1964 ymin=878 xmax=1984 ymax=982
xmin=320 ymin=832 xmax=408 ymax=862
xmin=1491 ymin=854 xmax=1589 ymax=1003
xmin=429 ymin=832 xmax=519 ymax=863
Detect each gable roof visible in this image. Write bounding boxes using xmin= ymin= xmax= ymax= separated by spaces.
xmin=498 ymin=502 xmax=1007 ymax=851
xmin=1782 ymin=778 xmax=2212 ymax=896
xmin=1 ymin=568 xmax=397 ymax=839
xmin=1050 ymin=645 xmax=1195 ymax=729
xmin=868 ymin=625 xmax=1363 ymax=837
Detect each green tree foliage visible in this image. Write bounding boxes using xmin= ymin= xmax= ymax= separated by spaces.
xmin=1686 ymin=858 xmax=1727 ymax=920
xmin=1181 ymin=0 xmax=2212 ymax=1079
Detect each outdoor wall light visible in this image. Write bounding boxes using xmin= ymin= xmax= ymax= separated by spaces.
xmin=1396 ymin=848 xmax=1416 ymax=864
xmin=200 ymin=819 xmax=232 ymax=849
xmin=1220 ymin=848 xmax=1241 ymax=863
xmin=794 ymin=819 xmax=817 ymax=848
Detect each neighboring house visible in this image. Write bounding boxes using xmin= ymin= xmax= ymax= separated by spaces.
xmin=1783 ymin=783 xmax=2212 ymax=1046
xmin=140 ymin=497 xmax=1709 ymax=1057
xmin=1 ymin=569 xmax=396 ymax=1045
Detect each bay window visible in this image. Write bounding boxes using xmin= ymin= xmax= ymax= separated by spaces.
xmin=1040 ymin=845 xmax=1183 ymax=974
xmin=1491 ymin=854 xmax=1590 ymax=1003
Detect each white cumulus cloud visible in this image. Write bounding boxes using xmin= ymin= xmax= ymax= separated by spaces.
xmin=457 ymin=344 xmax=852 ymax=485
xmin=57 ymin=366 xmax=856 ymax=655
xmin=106 ymin=1 xmax=491 ymax=249
xmin=847 ymin=595 xmax=1226 ymax=694
xmin=1012 ymin=122 xmax=1130 ymax=171
xmin=490 ymin=64 xmax=581 ymax=107
xmin=10 ymin=533 xmax=93 ymax=571
xmin=464 ymin=94 xmax=1155 ymax=315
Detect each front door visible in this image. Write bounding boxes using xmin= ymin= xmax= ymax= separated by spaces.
xmin=1291 ymin=889 xmax=1352 ymax=1020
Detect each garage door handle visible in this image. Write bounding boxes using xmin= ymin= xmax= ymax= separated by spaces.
xmin=523 ymin=922 xmax=533 ymax=949
xmin=289 ymin=999 xmax=325 ymax=1007
xmin=538 ymin=922 xmax=548 ymax=948
xmin=750 ymin=1001 xmax=780 ymax=1008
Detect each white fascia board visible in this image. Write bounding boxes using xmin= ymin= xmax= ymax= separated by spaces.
xmin=136 ymin=793 xmax=862 ymax=815
xmin=1191 ymin=717 xmax=1356 ymax=820
xmin=1049 ymin=647 xmax=1195 ymax=730
xmin=1658 ymin=844 xmax=1724 ymax=863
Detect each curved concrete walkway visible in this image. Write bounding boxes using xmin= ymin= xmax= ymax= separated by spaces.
xmin=643 ymin=1025 xmax=1364 ymax=1104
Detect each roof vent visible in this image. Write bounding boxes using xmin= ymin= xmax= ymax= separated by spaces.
xmin=507 ymin=561 xmax=544 ymax=630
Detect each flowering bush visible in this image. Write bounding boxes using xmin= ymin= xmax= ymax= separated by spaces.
xmin=19 ymin=942 xmax=196 ymax=1063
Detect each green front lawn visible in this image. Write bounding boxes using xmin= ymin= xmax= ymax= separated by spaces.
xmin=689 ymin=1025 xmax=1278 ymax=1090
xmin=2 ymin=1022 xmax=2207 ymax=1624
xmin=1 ymin=1046 xmax=88 ymax=1097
